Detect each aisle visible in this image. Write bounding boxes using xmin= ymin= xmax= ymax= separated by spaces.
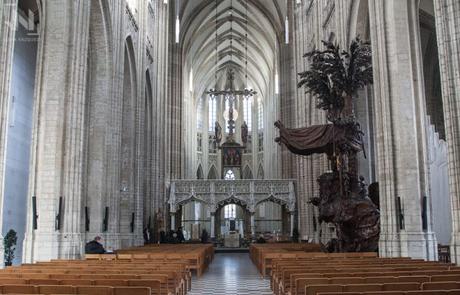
xmin=189 ymin=253 xmax=273 ymax=295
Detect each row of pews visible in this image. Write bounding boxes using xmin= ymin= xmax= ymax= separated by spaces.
xmin=250 ymin=244 xmax=460 ymax=295
xmin=0 ymin=244 xmax=214 ymax=295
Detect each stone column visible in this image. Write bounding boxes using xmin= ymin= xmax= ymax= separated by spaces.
xmin=0 ymin=0 xmax=18 ymax=268
xmin=170 ymin=213 xmax=176 ymax=231
xmin=368 ymin=0 xmax=437 ymax=260
xmin=210 ymin=213 xmax=215 ymax=239
xmin=290 ymin=212 xmax=295 ymax=237
xmin=22 ymin=0 xmax=91 ymax=263
xmin=433 ymin=0 xmax=460 ymax=263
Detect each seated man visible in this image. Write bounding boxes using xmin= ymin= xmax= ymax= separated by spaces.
xmin=256 ymin=234 xmax=266 ymax=244
xmin=85 ymin=236 xmax=106 ymax=254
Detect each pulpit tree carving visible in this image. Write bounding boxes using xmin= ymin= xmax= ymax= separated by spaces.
xmin=275 ymin=37 xmax=380 ymax=252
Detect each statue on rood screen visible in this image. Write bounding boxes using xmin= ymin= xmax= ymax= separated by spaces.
xmin=241 ymin=121 xmax=249 ymax=145
xmin=215 ymin=121 xmax=222 ymax=144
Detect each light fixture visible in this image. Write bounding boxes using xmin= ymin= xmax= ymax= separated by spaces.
xmin=189 ymin=68 xmax=193 ymax=92
xmin=275 ymin=71 xmax=279 ymax=94
xmin=285 ymin=16 xmax=289 ymax=44
xmin=175 ymin=0 xmax=180 ymax=43
xmin=285 ymin=0 xmax=289 ymax=44
xmin=175 ymin=16 xmax=180 ymax=43
xmin=163 ymin=0 xmax=168 ymax=4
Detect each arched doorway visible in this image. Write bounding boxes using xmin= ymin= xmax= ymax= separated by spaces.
xmin=218 ymin=203 xmax=245 ymax=238
xmin=214 ymin=201 xmax=250 ymax=247
xmin=179 ymin=199 xmax=210 ymax=241
xmin=254 ymin=201 xmax=284 ymax=239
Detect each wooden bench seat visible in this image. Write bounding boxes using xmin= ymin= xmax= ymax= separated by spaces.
xmin=0 ymin=285 xmax=151 ymax=295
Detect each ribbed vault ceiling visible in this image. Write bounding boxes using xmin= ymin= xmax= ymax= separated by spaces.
xmin=180 ymin=0 xmax=286 ymax=100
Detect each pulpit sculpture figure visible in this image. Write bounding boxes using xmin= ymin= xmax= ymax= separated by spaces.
xmin=275 ymin=37 xmax=380 ymax=252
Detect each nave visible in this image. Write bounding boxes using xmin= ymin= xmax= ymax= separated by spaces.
xmin=2 ymin=243 xmax=460 ymax=294
xmin=189 ymin=253 xmax=272 ymax=295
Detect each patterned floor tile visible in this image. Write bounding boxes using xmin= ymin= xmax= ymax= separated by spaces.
xmin=189 ymin=253 xmax=273 ymax=295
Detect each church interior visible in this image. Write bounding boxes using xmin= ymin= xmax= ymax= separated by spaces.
xmin=0 ymin=0 xmax=460 ymax=294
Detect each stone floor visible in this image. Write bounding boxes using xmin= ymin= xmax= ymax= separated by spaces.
xmin=189 ymin=253 xmax=273 ymax=295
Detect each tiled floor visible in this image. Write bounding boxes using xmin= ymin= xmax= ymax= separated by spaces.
xmin=189 ymin=253 xmax=273 ymax=295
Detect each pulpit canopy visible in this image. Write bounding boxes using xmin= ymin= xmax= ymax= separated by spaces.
xmin=274 ymin=120 xmax=363 ymax=156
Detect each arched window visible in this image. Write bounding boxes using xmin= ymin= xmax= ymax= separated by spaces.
xmin=126 ymin=0 xmax=138 ymax=14
xmin=243 ymin=97 xmax=252 ymax=132
xmin=224 ymin=204 xmax=236 ymax=219
xmin=196 ymin=97 xmax=203 ymax=130
xmin=208 ymin=166 xmax=218 ymax=179
xmin=196 ymin=165 xmax=204 ymax=179
xmin=258 ymin=98 xmax=263 ymax=130
xmin=208 ymin=96 xmax=217 ymax=132
xmin=257 ymin=164 xmax=264 ymax=179
xmin=224 ymin=169 xmax=235 ymax=180
xmin=243 ymin=166 xmax=253 ymax=179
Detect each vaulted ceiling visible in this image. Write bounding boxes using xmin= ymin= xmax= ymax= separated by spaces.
xmin=179 ymin=0 xmax=287 ymax=100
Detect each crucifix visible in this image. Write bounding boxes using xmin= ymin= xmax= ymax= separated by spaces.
xmin=207 ymin=68 xmax=256 ymax=179
xmin=207 ymin=69 xmax=256 ymax=142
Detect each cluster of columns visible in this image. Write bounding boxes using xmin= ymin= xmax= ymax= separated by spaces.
xmin=0 ymin=0 xmax=172 ymax=264
xmin=433 ymin=0 xmax=460 ymax=263
xmin=368 ymin=0 xmax=437 ymax=260
xmin=287 ymin=0 xmax=460 ymax=261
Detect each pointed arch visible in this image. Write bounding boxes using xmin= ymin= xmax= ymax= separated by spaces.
xmin=243 ymin=165 xmax=253 ymax=179
xmin=118 ymin=35 xmax=138 ymax=236
xmin=85 ymin=0 xmax=114 ymax=233
xmin=257 ymin=164 xmax=264 ymax=180
xmin=349 ymin=0 xmax=370 ymax=43
xmin=197 ymin=164 xmax=204 ymax=179
xmin=143 ymin=69 xmax=153 ymax=226
xmin=208 ymin=165 xmax=219 ymax=179
xmin=120 ymin=35 xmax=137 ymax=192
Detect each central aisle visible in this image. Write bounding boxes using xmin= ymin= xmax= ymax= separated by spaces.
xmin=189 ymin=253 xmax=273 ymax=295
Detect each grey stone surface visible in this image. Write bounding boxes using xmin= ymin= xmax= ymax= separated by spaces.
xmin=0 ymin=0 xmax=458 ymax=263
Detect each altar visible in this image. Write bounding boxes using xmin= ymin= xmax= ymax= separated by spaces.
xmin=224 ymin=231 xmax=240 ymax=248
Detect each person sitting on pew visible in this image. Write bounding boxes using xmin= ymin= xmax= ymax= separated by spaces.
xmin=159 ymin=229 xmax=166 ymax=243
xmin=85 ymin=236 xmax=106 ymax=254
xmin=177 ymin=226 xmax=185 ymax=243
xmin=257 ymin=234 xmax=266 ymax=243
xmin=201 ymin=229 xmax=209 ymax=243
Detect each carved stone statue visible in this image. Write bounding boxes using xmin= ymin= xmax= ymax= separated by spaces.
xmin=241 ymin=121 xmax=248 ymax=145
xmin=215 ymin=121 xmax=222 ymax=144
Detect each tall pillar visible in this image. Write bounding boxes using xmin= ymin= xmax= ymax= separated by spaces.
xmin=290 ymin=212 xmax=295 ymax=238
xmin=0 ymin=0 xmax=18 ymax=268
xmin=210 ymin=213 xmax=215 ymax=239
xmin=368 ymin=0 xmax=437 ymax=259
xmin=21 ymin=0 xmax=92 ymax=263
xmin=433 ymin=0 xmax=460 ymax=263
